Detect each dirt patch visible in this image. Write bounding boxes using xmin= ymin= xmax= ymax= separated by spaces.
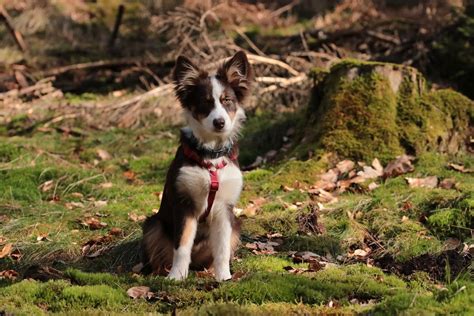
xmin=375 ymin=250 xmax=471 ymax=281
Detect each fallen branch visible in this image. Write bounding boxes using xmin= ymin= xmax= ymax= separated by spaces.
xmin=0 ymin=77 xmax=58 ymax=101
xmin=0 ymin=5 xmax=27 ymax=52
xmin=247 ymin=54 xmax=301 ymax=76
xmin=234 ymin=27 xmax=267 ymax=57
xmin=36 ymin=59 xmax=168 ymax=78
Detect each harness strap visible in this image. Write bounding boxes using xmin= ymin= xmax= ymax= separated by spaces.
xmin=182 ymin=144 xmax=233 ymax=222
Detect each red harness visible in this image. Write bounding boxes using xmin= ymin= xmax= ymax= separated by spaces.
xmin=182 ymin=144 xmax=237 ymax=222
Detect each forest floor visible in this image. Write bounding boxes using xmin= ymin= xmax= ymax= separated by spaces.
xmin=0 ymin=97 xmax=473 ymax=315
xmin=1 ymin=1 xmax=473 ymax=315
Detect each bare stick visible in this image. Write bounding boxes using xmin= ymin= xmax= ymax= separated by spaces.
xmin=234 ymin=27 xmax=266 ymax=57
xmin=108 ymin=4 xmax=125 ymax=49
xmin=247 ymin=54 xmax=300 ymax=76
xmin=0 ymin=5 xmax=27 ymax=52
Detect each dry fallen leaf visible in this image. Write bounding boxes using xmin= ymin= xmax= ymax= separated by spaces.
xmin=439 ymin=178 xmax=457 ymax=190
xmin=307 ymin=188 xmax=338 ymax=204
xmin=319 ymin=168 xmax=339 ymax=183
xmin=368 ymin=182 xmax=379 ymax=191
xmin=357 ymin=166 xmax=380 ymax=180
xmin=384 ymin=155 xmax=415 ymax=178
xmin=128 ymin=213 xmax=146 ymax=222
xmin=231 ymin=271 xmax=246 ymax=281
xmin=281 ymin=185 xmax=295 ymax=192
xmin=93 ymin=200 xmax=108 ymax=208
xmin=96 ymin=149 xmax=112 ymax=161
xmin=100 ymin=182 xmax=114 ymax=189
xmin=406 ymin=176 xmax=438 ymax=188
xmin=245 ymin=241 xmax=280 ymax=255
xmin=0 ymin=243 xmax=13 ymax=259
xmin=0 ymin=269 xmax=18 ymax=280
xmin=312 ymin=179 xmax=337 ymax=191
xmin=123 ymin=171 xmax=137 ymax=182
xmin=336 ymin=160 xmax=355 ymax=174
xmin=66 ymin=201 xmax=85 ymax=209
xmin=448 ymin=163 xmax=473 ymax=173
xmin=350 ymin=249 xmax=369 ymax=258
xmin=82 ymin=235 xmax=112 ymax=257
xmin=241 ymin=197 xmax=266 ymax=217
xmin=127 ymin=286 xmax=155 ymax=300
xmin=81 ymin=217 xmax=107 ymax=229
xmin=109 ymin=227 xmax=123 ymax=236
xmin=195 ymin=268 xmax=215 ymax=279
xmin=39 ymin=180 xmax=54 ymax=192
xmin=372 ymin=158 xmax=384 ymax=176
xmin=71 ymin=192 xmax=84 ymax=198
xmin=36 ymin=233 xmax=50 ymax=242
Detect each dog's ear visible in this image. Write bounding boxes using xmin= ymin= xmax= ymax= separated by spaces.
xmin=173 ymin=56 xmax=203 ymax=104
xmin=218 ymin=51 xmax=253 ymax=102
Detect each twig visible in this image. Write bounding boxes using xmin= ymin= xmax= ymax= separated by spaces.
xmin=366 ymin=30 xmax=401 ymax=45
xmin=108 ymin=4 xmax=125 ymax=49
xmin=271 ymin=0 xmax=300 ymax=18
xmin=0 ymin=5 xmax=27 ymax=52
xmin=36 ymin=59 xmax=165 ymax=77
xmin=234 ymin=27 xmax=267 ymax=57
xmin=247 ymin=54 xmax=300 ymax=76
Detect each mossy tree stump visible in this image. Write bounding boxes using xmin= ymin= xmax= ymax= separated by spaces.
xmin=302 ymin=60 xmax=473 ymax=162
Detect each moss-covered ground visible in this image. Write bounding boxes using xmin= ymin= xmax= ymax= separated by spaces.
xmin=1 ymin=98 xmax=473 ymax=315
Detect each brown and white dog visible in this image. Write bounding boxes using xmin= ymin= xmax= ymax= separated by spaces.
xmin=142 ymin=51 xmax=253 ymax=281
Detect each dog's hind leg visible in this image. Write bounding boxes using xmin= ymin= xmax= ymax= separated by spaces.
xmin=142 ymin=219 xmax=173 ymax=275
xmin=167 ymin=216 xmax=197 ymax=280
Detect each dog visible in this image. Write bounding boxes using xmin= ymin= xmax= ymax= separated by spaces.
xmin=142 ymin=51 xmax=253 ymax=281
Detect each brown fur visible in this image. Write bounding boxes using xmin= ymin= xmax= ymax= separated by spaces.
xmin=141 ymin=52 xmax=251 ymax=276
xmin=141 ymin=146 xmax=241 ymax=275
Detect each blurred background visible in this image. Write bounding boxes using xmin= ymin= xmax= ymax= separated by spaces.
xmin=1 ymin=0 xmax=473 ymax=131
xmin=1 ymin=3 xmax=473 ymax=313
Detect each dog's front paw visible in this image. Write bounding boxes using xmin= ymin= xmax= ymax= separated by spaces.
xmin=167 ymin=269 xmax=188 ymax=281
xmin=215 ymin=270 xmax=232 ymax=282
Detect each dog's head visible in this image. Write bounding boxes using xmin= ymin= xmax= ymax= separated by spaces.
xmin=173 ymin=51 xmax=253 ymax=144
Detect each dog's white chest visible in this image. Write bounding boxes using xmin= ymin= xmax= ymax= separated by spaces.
xmin=176 ymin=158 xmax=242 ymax=216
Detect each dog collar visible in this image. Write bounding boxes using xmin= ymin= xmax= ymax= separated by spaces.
xmin=180 ymin=128 xmax=234 ymax=160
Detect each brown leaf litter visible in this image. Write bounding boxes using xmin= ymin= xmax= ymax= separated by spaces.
xmin=127 ymin=286 xmax=156 ymax=300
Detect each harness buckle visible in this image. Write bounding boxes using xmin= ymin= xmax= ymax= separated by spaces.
xmin=210 ymin=179 xmax=219 ymax=191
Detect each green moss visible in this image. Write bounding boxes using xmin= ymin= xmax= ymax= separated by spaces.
xmin=300 ymin=60 xmax=473 ymax=162
xmin=427 ymin=205 xmax=473 ymax=240
xmin=218 ymin=265 xmax=406 ymax=305
xmin=0 ymin=280 xmax=126 ymax=313
xmin=234 ymin=255 xmax=307 ymax=273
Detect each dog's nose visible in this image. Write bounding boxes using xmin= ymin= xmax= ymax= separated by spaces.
xmin=213 ymin=118 xmax=225 ymax=130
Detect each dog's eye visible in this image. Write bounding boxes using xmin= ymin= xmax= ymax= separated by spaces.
xmin=223 ymin=97 xmax=233 ymax=104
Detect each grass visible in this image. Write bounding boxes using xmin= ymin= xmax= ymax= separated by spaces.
xmin=1 ymin=108 xmax=473 ymax=314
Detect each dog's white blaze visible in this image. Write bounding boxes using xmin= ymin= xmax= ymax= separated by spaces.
xmin=199 ymin=76 xmax=232 ymax=135
xmin=167 ymin=218 xmax=197 ymax=281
